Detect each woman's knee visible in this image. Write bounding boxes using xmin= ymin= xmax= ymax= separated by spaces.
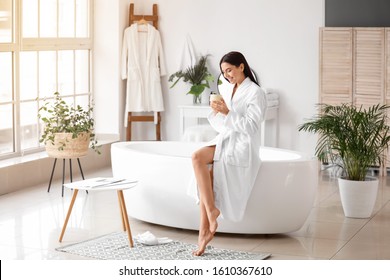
xmin=192 ymin=146 xmax=215 ymax=166
xmin=192 ymin=150 xmax=202 ymax=165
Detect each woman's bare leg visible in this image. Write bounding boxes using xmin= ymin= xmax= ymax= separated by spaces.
xmin=192 ymin=146 xmax=220 ymax=253
xmin=207 ymin=164 xmax=218 ymax=233
xmin=193 ymin=201 xmax=214 ymax=256
xmin=192 ymin=146 xmax=220 ymax=233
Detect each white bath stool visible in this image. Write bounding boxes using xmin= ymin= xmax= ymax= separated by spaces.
xmin=182 ymin=124 xmax=217 ymax=142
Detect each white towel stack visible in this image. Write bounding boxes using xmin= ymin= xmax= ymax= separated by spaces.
xmin=267 ymin=100 xmax=279 ymax=107
xmin=263 ymin=88 xmax=279 ymax=108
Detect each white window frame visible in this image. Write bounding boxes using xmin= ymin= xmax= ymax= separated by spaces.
xmin=0 ymin=0 xmax=93 ymax=160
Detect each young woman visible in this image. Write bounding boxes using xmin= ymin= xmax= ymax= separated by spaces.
xmin=191 ymin=51 xmax=267 ymax=256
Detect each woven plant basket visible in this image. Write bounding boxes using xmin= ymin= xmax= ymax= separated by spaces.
xmin=45 ymin=132 xmax=90 ymax=159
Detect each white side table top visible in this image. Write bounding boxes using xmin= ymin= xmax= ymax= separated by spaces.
xmin=63 ymin=177 xmax=138 ymax=191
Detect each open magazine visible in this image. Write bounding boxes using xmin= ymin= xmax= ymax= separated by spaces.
xmin=63 ymin=177 xmax=138 ymax=189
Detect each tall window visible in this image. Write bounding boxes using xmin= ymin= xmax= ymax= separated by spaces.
xmin=0 ymin=0 xmax=92 ymax=159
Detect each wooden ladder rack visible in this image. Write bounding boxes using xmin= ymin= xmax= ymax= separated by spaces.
xmin=126 ymin=3 xmax=161 ymax=141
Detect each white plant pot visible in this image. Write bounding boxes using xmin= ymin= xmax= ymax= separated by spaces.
xmin=338 ymin=177 xmax=378 ymax=218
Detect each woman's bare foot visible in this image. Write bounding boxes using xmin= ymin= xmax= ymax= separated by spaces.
xmin=208 ymin=208 xmax=220 ymax=234
xmin=193 ymin=230 xmax=214 ymax=256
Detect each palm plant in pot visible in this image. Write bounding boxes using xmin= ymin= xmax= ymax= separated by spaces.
xmin=168 ymin=55 xmax=214 ymax=104
xmin=298 ymin=103 xmax=390 ymax=218
xmin=38 ymin=92 xmax=100 ymax=158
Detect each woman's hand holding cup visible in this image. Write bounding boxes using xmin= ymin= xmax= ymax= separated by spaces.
xmin=210 ymin=94 xmax=229 ymax=115
xmin=210 ymin=94 xmax=223 ymax=103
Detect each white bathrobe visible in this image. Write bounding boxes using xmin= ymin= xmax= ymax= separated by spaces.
xmin=121 ymin=23 xmax=167 ymax=123
xmin=190 ymin=77 xmax=267 ymax=222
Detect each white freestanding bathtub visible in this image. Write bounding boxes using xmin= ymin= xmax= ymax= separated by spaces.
xmin=111 ymin=141 xmax=318 ymax=234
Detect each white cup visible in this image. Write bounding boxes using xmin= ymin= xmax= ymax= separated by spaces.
xmin=210 ymin=94 xmax=223 ymax=102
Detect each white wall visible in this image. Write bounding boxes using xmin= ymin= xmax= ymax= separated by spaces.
xmin=94 ymin=0 xmax=324 ymax=155
xmin=93 ymin=0 xmax=128 ymax=140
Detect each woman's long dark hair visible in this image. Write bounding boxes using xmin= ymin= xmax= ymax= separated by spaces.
xmin=219 ymin=51 xmax=259 ymax=86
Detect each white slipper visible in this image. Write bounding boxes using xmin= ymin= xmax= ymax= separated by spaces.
xmin=156 ymin=237 xmax=173 ymax=244
xmin=135 ymin=231 xmax=173 ymax=246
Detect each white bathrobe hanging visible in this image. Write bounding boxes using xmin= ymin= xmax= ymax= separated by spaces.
xmin=189 ymin=77 xmax=267 ymax=222
xmin=121 ymin=23 xmax=167 ymax=123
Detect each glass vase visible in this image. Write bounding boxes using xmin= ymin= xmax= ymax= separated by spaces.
xmin=193 ymin=94 xmax=202 ymax=104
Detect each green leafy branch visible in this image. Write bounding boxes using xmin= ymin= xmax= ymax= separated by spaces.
xmin=168 ymin=55 xmax=214 ymax=96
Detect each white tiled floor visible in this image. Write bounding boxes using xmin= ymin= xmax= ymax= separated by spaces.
xmin=1 ymin=167 xmax=390 ymax=260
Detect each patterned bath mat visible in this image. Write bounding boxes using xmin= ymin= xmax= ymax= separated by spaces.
xmin=56 ymin=232 xmax=271 ymax=260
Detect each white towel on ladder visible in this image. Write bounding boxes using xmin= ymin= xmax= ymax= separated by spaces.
xmin=180 ymin=35 xmax=196 ymax=70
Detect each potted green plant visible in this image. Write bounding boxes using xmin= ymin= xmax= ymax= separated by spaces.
xmin=298 ymin=103 xmax=390 ymax=218
xmin=168 ymin=55 xmax=214 ymax=104
xmin=38 ymin=92 xmax=100 ymax=158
